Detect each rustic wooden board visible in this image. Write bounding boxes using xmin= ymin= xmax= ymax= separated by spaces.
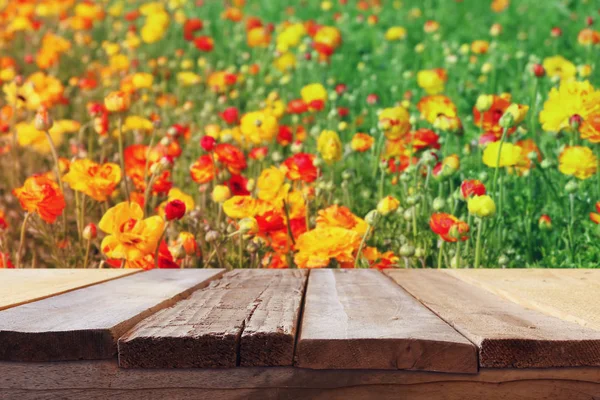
xmin=294 ymin=269 xmax=477 ymax=373
xmin=0 ymin=269 xmax=224 ymax=361
xmin=447 ymin=269 xmax=600 ymax=331
xmin=118 ymin=269 xmax=308 ymax=368
xmin=0 ymin=269 xmax=140 ymax=311
xmin=3 ymin=361 xmax=600 ymax=400
xmin=386 ymin=269 xmax=600 ymax=368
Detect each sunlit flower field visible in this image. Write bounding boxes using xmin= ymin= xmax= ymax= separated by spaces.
xmin=1 ymin=0 xmax=600 ymax=270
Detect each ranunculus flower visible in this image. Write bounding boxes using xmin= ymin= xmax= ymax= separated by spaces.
xmin=460 ymin=180 xmax=486 ymax=199
xmin=165 ymin=199 xmax=186 ymax=221
xmin=482 ymin=141 xmax=522 ymax=168
xmin=429 ymin=213 xmax=469 ymax=242
xmin=317 ymin=130 xmax=343 ymax=164
xmin=190 ymin=154 xmax=215 ymax=184
xmin=558 ymin=146 xmax=598 ymax=180
xmin=468 ymin=195 xmax=496 ymax=218
xmin=62 ymin=159 xmax=122 ymax=201
xmin=13 ymin=175 xmax=66 ymax=223
xmin=294 ymin=227 xmax=361 ymax=268
xmin=99 ymin=201 xmax=165 ymax=261
xmin=282 ymin=153 xmax=319 ymax=183
xmin=377 ymin=196 xmax=400 ymax=216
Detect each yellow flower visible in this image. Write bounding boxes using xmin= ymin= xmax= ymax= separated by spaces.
xmin=132 ymin=72 xmax=154 ymax=89
xmin=539 ymin=80 xmax=600 ymax=133
xmin=276 ymin=23 xmax=305 ymax=52
xmin=316 ymin=205 xmax=368 ymax=235
xmin=503 ymin=103 xmax=529 ymax=126
xmin=212 ymin=185 xmax=232 ymax=203
xmin=62 ymin=159 xmax=122 ymax=201
xmin=417 ymin=68 xmax=447 ymax=95
xmin=379 ymin=106 xmax=411 ymax=140
xmin=274 ymin=52 xmax=297 ymax=72
xmin=294 ymin=227 xmax=361 ymax=268
xmin=377 ymin=196 xmax=400 ymax=216
xmin=177 ymin=71 xmax=202 ymax=86
xmin=99 ymin=202 xmax=165 ymax=261
xmin=17 ymin=120 xmax=80 ymax=154
xmin=104 ymin=91 xmax=130 ymax=112
xmin=123 ymin=115 xmax=154 ymax=133
xmin=257 ymin=166 xmax=288 ymax=202
xmin=317 ymin=130 xmax=343 ymax=164
xmin=3 ymin=72 xmax=64 ymax=110
xmin=240 ymin=111 xmax=279 ymax=144
xmin=559 ymin=146 xmax=598 ymax=180
xmin=385 ymin=26 xmax=407 ymax=41
xmin=223 ymin=196 xmax=272 ymax=219
xmin=482 ymin=141 xmax=522 ymax=168
xmin=543 ymin=55 xmax=577 ymax=81
xmin=301 ymin=83 xmax=327 ymax=105
xmin=468 ymin=195 xmax=496 ymax=218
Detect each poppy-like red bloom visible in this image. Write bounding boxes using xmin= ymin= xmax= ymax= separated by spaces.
xmin=183 ymin=18 xmax=203 ymax=41
xmin=200 ymin=135 xmax=216 ymax=152
xmin=366 ymin=93 xmax=379 ymax=105
xmin=410 ymin=128 xmax=440 ymax=151
xmin=165 ymin=199 xmax=186 ymax=221
xmin=194 ymin=36 xmax=214 ymax=52
xmin=473 ymin=95 xmax=514 ymax=138
xmin=220 ymin=107 xmax=239 ymax=124
xmin=287 ymin=99 xmax=309 ymax=114
xmin=429 ymin=213 xmax=469 ymax=242
xmin=277 ymin=125 xmax=293 ymax=146
xmin=387 ymin=155 xmax=417 ymax=173
xmin=460 ymin=179 xmax=486 ymax=199
xmin=282 ymin=153 xmax=319 ymax=183
xmin=13 ymin=175 xmax=66 ymax=224
xmin=227 ymin=174 xmax=250 ymax=196
xmin=214 ymin=143 xmax=247 ymax=174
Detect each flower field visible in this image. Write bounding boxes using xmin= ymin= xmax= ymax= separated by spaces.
xmin=0 ymin=0 xmax=599 ymax=270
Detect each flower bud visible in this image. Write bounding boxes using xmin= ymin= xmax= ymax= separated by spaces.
xmin=212 ymin=185 xmax=231 ymax=203
xmin=468 ymin=194 xmax=496 ymax=218
xmin=205 ymin=230 xmax=220 ymax=242
xmin=399 ymin=243 xmax=415 ymax=257
xmin=565 ymin=180 xmax=579 ymax=193
xmin=498 ymin=110 xmax=515 ymax=128
xmin=406 ymin=195 xmax=420 ymax=206
xmin=432 ymin=197 xmax=446 ymax=211
xmin=538 ymin=214 xmax=552 ymax=231
xmin=569 ymin=114 xmax=582 ymax=131
xmin=34 ymin=107 xmax=53 ymax=131
xmin=414 ymin=247 xmax=425 ymax=258
xmin=532 ymin=63 xmax=545 ymax=77
xmin=364 ymin=210 xmax=379 ymax=225
xmin=475 ymin=94 xmax=493 ymax=112
xmin=82 ymin=223 xmax=97 ymax=240
xmin=171 ymin=244 xmax=186 ymax=259
xmin=498 ymin=254 xmax=509 ymax=266
xmin=377 ymin=196 xmax=400 ymax=216
xmin=238 ymin=217 xmax=258 ymax=234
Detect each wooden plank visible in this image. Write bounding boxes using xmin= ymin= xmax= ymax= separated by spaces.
xmin=118 ymin=269 xmax=308 ymax=368
xmin=3 ymin=361 xmax=600 ymax=400
xmin=386 ymin=269 xmax=600 ymax=368
xmin=0 ymin=269 xmax=224 ymax=362
xmin=0 ymin=269 xmax=140 ymax=311
xmin=447 ymin=269 xmax=600 ymax=331
xmin=294 ymin=269 xmax=477 ymax=373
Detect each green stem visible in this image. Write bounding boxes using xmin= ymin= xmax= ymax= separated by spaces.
xmin=16 ymin=213 xmax=30 ymax=269
xmin=437 ymin=240 xmax=445 ymax=269
xmin=83 ymin=238 xmax=92 ymax=269
xmin=455 ymin=240 xmax=461 ymax=269
xmin=117 ymin=115 xmax=131 ymax=202
xmin=474 ymin=218 xmax=484 ymax=268
xmin=355 ymin=224 xmax=374 ymax=268
xmin=491 ymin=127 xmax=509 ymax=196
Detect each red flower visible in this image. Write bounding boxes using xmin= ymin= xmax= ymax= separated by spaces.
xmin=366 ymin=93 xmax=379 ymax=105
xmin=249 ymin=146 xmax=268 ymax=161
xmin=410 ymin=128 xmax=440 ymax=151
xmin=165 ymin=199 xmax=186 ymax=221
xmin=282 ymin=153 xmax=319 ymax=183
xmin=0 ymin=253 xmax=14 ymax=268
xmin=227 ymin=174 xmax=250 ymax=196
xmin=338 ymin=107 xmax=349 ymax=118
xmin=460 ymin=179 xmax=486 ymax=199
xmin=220 ymin=107 xmax=239 ymax=124
xmin=277 ymin=125 xmax=293 ymax=146
xmin=429 ymin=213 xmax=469 ymax=242
xmin=200 ymin=135 xmax=216 ymax=152
xmin=183 ymin=18 xmax=203 ymax=41
xmin=194 ymin=36 xmax=214 ymax=52
xmin=473 ymin=95 xmax=514 ymax=138
xmin=287 ymin=99 xmax=309 ymax=114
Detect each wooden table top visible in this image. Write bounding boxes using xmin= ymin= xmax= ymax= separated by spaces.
xmin=2 ymin=268 xmax=600 ymax=373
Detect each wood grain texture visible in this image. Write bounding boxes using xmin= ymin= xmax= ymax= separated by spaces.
xmin=295 ymin=269 xmax=477 ymax=373
xmin=3 ymin=360 xmax=600 ymax=400
xmin=0 ymin=269 xmax=224 ymax=362
xmin=0 ymin=269 xmax=140 ymax=311
xmin=118 ymin=269 xmax=308 ymax=368
xmin=386 ymin=269 xmax=600 ymax=368
xmin=447 ymin=269 xmax=600 ymax=330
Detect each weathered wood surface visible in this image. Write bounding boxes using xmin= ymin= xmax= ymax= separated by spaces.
xmin=447 ymin=269 xmax=600 ymax=330
xmin=2 ymin=360 xmax=600 ymax=400
xmin=118 ymin=269 xmax=307 ymax=368
xmin=386 ymin=269 xmax=600 ymax=368
xmin=295 ymin=269 xmax=477 ymax=373
xmin=0 ymin=269 xmax=223 ymax=361
xmin=0 ymin=269 xmax=140 ymax=311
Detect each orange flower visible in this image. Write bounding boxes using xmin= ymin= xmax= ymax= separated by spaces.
xmin=429 ymin=213 xmax=469 ymax=242
xmin=261 ymin=252 xmax=289 ymax=269
xmin=13 ymin=175 xmax=66 ymax=223
xmin=578 ymin=29 xmax=600 ymax=46
xmin=417 ymin=95 xmax=457 ymax=124
xmin=62 ymin=159 xmax=121 ymax=201
xmin=316 ymin=205 xmax=368 ymax=235
xmin=473 ymin=94 xmax=514 ymax=138
xmin=294 ymin=227 xmax=361 ymax=268
xmin=190 ymin=154 xmax=216 ymax=184
xmin=362 ymin=247 xmax=399 ymax=269
xmin=460 ymin=179 xmax=486 ymax=199
xmin=350 ymin=133 xmax=375 ymax=152
xmin=104 ymin=90 xmax=131 ymax=112
xmin=590 ymin=202 xmax=600 ymax=224
xmin=214 ymin=143 xmax=247 ymax=174
xmin=514 ymin=139 xmax=541 ymax=173
xmin=282 ymin=153 xmax=319 ymax=183
xmin=409 ymin=128 xmax=440 ymax=151
xmin=580 ymin=113 xmax=600 ymax=143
